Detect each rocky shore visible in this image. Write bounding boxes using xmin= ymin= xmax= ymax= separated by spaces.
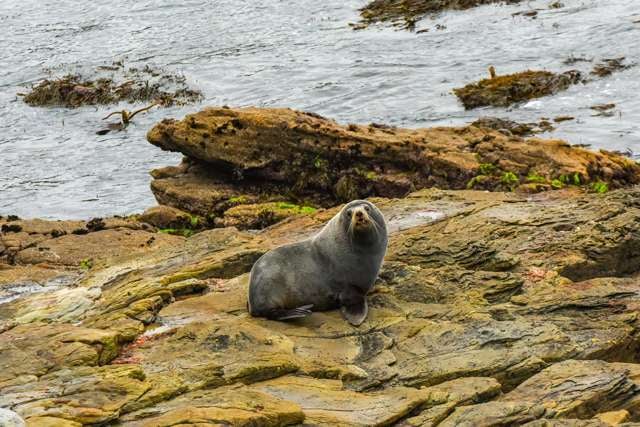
xmin=3 ymin=107 xmax=640 ymax=426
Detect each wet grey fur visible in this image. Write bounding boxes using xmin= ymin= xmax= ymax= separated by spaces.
xmin=247 ymin=200 xmax=388 ymax=326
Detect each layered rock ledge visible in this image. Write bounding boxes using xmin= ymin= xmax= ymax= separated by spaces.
xmin=146 ymin=107 xmax=640 ymax=229
xmin=3 ymin=186 xmax=640 ymax=425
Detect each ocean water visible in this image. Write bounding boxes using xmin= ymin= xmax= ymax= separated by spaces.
xmin=1 ymin=0 xmax=638 ymax=219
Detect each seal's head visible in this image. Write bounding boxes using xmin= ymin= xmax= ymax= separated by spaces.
xmin=341 ymin=200 xmax=386 ymax=247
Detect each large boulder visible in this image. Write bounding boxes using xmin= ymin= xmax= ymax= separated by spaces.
xmin=146 ymin=107 xmax=640 ymax=228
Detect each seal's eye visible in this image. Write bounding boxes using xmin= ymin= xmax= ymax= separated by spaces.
xmin=364 ymin=205 xmax=370 ymax=212
xmin=346 ymin=209 xmax=352 ymax=217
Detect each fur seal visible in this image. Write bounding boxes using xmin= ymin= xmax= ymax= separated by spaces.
xmin=248 ymin=200 xmax=387 ymax=326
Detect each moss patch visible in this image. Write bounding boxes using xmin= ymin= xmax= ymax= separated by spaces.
xmin=466 ymin=175 xmax=491 ymax=189
xmin=479 ymin=163 xmax=497 ymax=175
xmin=229 ymin=196 xmax=249 ymax=204
xmin=526 ymin=172 xmax=546 ymax=184
xmin=275 ymin=202 xmax=318 ymax=215
xmin=550 ymin=179 xmax=564 ymax=189
xmin=501 ymin=171 xmax=519 ymax=188
xmin=591 ymin=181 xmax=609 ymax=194
xmin=79 ymin=258 xmax=94 ymax=270
xmin=559 ymin=173 xmax=581 ymax=186
xmin=466 ymin=164 xmax=598 ymax=193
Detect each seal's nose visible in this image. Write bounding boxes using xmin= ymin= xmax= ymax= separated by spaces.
xmin=355 ymin=211 xmax=363 ymax=219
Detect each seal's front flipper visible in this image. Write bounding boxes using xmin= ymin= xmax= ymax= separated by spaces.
xmin=341 ymin=298 xmax=368 ymax=326
xmin=267 ymin=304 xmax=314 ymax=321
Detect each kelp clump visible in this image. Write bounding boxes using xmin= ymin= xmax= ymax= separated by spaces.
xmin=357 ymin=0 xmax=525 ymax=29
xmin=590 ymin=57 xmax=632 ymax=78
xmin=23 ymin=62 xmax=203 ymax=108
xmin=454 ymin=70 xmax=582 ymax=109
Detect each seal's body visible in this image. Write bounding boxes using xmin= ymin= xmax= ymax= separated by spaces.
xmin=248 ymin=200 xmax=387 ymax=325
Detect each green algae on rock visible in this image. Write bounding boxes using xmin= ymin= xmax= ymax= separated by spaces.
xmin=454 ymin=69 xmax=582 ymax=109
xmin=357 ymin=0 xmax=525 ymax=29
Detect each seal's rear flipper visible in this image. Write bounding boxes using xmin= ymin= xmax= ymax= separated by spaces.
xmin=341 ymin=299 xmax=368 ymax=326
xmin=267 ymin=304 xmax=314 ymax=321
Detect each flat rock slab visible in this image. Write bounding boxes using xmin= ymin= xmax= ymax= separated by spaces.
xmin=255 ymin=376 xmax=433 ymax=426
xmin=3 ymin=188 xmax=640 ymax=424
xmin=14 ymin=229 xmax=182 ymax=266
xmin=502 ymin=360 xmax=640 ymax=418
xmin=1 ymin=365 xmax=150 ymax=425
xmin=440 ymin=360 xmax=640 ymax=425
xmin=119 ymin=386 xmax=304 ymax=427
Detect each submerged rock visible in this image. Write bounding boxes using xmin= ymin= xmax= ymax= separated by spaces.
xmin=454 ymin=59 xmax=632 ymax=110
xmin=454 ymin=69 xmax=582 ymax=109
xmin=4 ymin=187 xmax=640 ymax=424
xmin=471 ymin=117 xmax=551 ymax=137
xmin=146 ymin=107 xmax=640 ymax=227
